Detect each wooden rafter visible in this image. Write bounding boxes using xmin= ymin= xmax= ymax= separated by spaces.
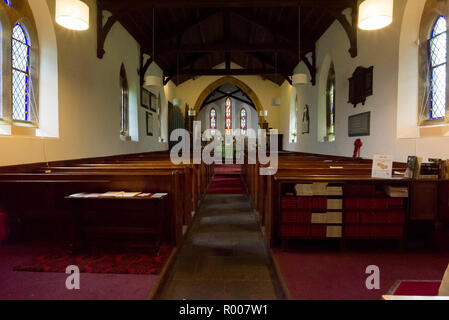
xmin=325 ymin=0 xmax=359 ymax=58
xmin=103 ymin=0 xmax=353 ymax=11
xmin=100 ymin=0 xmax=355 ymax=85
xmin=97 ymin=1 xmax=118 ymax=59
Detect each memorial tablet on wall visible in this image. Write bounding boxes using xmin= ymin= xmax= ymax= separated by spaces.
xmin=146 ymin=112 xmax=154 ymax=136
xmin=149 ymin=92 xmax=157 ymax=112
xmin=141 ymin=88 xmax=150 ymax=109
xmin=348 ymin=112 xmax=370 ymax=137
xmin=348 ymin=66 xmax=373 ymax=108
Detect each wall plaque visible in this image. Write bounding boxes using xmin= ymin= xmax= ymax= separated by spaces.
xmin=348 ymin=66 xmax=373 ymax=108
xmin=348 ymin=112 xmax=370 ymax=137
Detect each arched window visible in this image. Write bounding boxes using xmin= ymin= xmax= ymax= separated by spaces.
xmin=12 ymin=22 xmax=36 ymax=123
xmin=240 ymin=108 xmax=247 ymax=135
xmin=210 ymin=108 xmax=216 ymax=135
xmin=326 ymin=63 xmax=336 ymax=141
xmin=428 ymin=16 xmax=447 ymax=120
xmin=225 ymin=97 xmax=231 ymax=135
xmin=120 ymin=64 xmax=129 ymax=136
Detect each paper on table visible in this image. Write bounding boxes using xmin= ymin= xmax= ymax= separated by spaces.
xmin=102 ymin=191 xmax=125 ymax=197
xmin=122 ymin=192 xmax=141 ymax=198
xmin=85 ymin=193 xmax=102 ymax=198
xmin=152 ymin=193 xmax=168 ymax=198
xmin=69 ymin=193 xmax=87 ymax=198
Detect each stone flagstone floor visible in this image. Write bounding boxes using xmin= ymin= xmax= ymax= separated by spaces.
xmin=154 ymin=194 xmax=286 ymax=300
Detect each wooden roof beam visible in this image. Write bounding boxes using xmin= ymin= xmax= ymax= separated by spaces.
xmin=103 ymin=0 xmax=353 ymax=11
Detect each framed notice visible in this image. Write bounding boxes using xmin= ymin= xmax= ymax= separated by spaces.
xmin=372 ymin=154 xmax=393 ymax=179
xmin=302 ymin=104 xmax=310 ymax=134
xmin=150 ymin=92 xmax=157 ymax=112
xmin=141 ymin=88 xmax=150 ymax=109
xmin=348 ymin=112 xmax=370 ymax=137
xmin=146 ymin=112 xmax=154 ymax=136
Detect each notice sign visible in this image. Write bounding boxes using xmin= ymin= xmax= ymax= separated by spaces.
xmin=372 ymin=154 xmax=393 ymax=179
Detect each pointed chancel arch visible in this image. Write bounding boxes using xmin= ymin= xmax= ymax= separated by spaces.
xmin=193 ymin=76 xmax=263 ymax=117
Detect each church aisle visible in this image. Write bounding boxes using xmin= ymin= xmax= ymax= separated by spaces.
xmin=154 ymin=179 xmax=286 ymax=300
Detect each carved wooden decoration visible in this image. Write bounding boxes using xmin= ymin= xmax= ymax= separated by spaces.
xmin=348 ymin=66 xmax=373 ymax=108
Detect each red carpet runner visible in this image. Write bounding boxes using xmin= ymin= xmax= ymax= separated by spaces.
xmin=207 ymin=165 xmax=245 ymax=194
xmin=14 ymin=246 xmax=172 ymax=275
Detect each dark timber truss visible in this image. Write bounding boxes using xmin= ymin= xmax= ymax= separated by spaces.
xmin=97 ymin=0 xmax=359 ymax=86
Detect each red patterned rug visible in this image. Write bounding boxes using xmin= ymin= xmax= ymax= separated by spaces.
xmin=13 ymin=246 xmax=172 ymax=275
xmin=390 ymin=280 xmax=442 ymax=296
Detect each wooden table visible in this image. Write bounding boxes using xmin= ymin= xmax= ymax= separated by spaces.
xmin=66 ymin=193 xmax=168 ymax=255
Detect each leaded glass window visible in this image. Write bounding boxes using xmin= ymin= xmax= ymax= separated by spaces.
xmin=12 ymin=23 xmax=34 ymax=122
xmin=429 ymin=16 xmax=447 ymax=120
xmin=225 ymin=98 xmax=231 ymax=135
xmin=240 ymin=108 xmax=247 ymax=135
xmin=210 ymin=108 xmax=216 ymax=135
xmin=120 ymin=65 xmax=129 ymax=136
xmin=4 ymin=0 xmax=11 ymax=6
xmin=326 ymin=63 xmax=336 ymax=140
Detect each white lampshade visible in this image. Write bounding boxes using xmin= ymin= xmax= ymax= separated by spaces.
xmin=173 ymin=98 xmax=182 ymax=107
xmin=292 ymin=73 xmax=308 ymax=85
xmin=271 ymin=98 xmax=281 ymax=106
xmin=188 ymin=109 xmax=197 ymax=117
xmin=144 ymin=75 xmax=162 ymax=88
xmin=55 ymin=0 xmax=89 ymax=31
xmin=358 ymin=0 xmax=393 ymax=31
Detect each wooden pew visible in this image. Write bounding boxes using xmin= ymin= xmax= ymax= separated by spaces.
xmin=0 ymin=168 xmax=184 ymax=246
xmin=242 ymin=151 xmax=413 ymax=249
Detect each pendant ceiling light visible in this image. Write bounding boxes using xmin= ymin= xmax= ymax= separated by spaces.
xmin=144 ymin=8 xmax=162 ymax=88
xmin=292 ymin=6 xmax=308 ymax=86
xmin=55 ymin=0 xmax=89 ymax=31
xmin=358 ymin=0 xmax=393 ymax=31
xmin=172 ymin=55 xmax=183 ymax=105
xmin=144 ymin=75 xmax=162 ymax=87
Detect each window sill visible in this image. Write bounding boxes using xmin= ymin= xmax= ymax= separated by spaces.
xmin=319 ymin=135 xmax=336 ymax=143
xmin=120 ymin=134 xmax=132 ymax=142
xmin=0 ymin=118 xmax=11 ymax=125
xmin=12 ymin=120 xmax=38 ymax=128
xmin=418 ymin=123 xmax=449 ymax=137
xmin=11 ymin=124 xmax=36 ymax=136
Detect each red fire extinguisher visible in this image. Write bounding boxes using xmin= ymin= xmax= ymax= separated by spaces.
xmin=0 ymin=210 xmax=10 ymax=243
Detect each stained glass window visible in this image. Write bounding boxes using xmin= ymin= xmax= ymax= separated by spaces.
xmin=210 ymin=108 xmax=216 ymax=135
xmin=326 ymin=63 xmax=336 ymax=141
xmin=120 ymin=65 xmax=129 ymax=136
xmin=429 ymin=16 xmax=447 ymax=120
xmin=4 ymin=0 xmax=11 ymax=6
xmin=225 ymin=97 xmax=231 ymax=135
xmin=12 ymin=23 xmax=33 ymax=122
xmin=240 ymin=108 xmax=247 ymax=135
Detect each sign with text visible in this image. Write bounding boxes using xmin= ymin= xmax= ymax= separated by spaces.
xmin=372 ymin=154 xmax=393 ymax=179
